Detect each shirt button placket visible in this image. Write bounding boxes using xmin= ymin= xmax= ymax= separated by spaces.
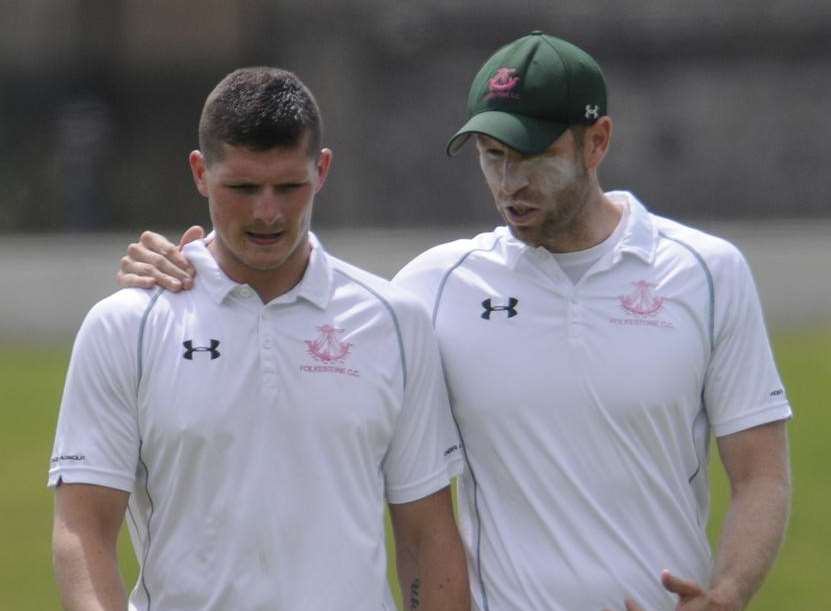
xmin=260 ymin=309 xmax=278 ymax=394
xmin=568 ymin=293 xmax=581 ymax=340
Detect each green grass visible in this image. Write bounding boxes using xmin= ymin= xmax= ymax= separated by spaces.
xmin=2 ymin=327 xmax=828 ymax=610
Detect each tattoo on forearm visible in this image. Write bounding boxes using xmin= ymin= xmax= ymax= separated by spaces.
xmin=409 ymin=578 xmax=421 ymax=609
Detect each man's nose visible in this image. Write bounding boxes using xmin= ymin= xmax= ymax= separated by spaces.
xmin=499 ymin=159 xmax=529 ymax=195
xmin=252 ymin=190 xmax=283 ymax=224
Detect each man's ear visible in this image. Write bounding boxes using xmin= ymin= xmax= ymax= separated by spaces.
xmin=314 ymin=148 xmax=333 ymax=194
xmin=584 ymin=117 xmax=613 ymax=171
xmin=188 ymin=150 xmax=210 ymax=197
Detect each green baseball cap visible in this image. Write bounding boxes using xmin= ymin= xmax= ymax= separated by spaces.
xmin=447 ymin=31 xmax=607 ymax=156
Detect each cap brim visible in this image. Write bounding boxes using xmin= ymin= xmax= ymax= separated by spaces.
xmin=446 ymin=111 xmax=570 ymax=156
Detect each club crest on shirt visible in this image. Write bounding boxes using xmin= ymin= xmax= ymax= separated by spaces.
xmin=609 ymin=280 xmax=674 ymax=329
xmin=301 ymin=324 xmax=360 ymax=377
xmin=620 ymin=281 xmax=664 ymax=317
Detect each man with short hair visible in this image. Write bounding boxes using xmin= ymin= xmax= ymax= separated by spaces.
xmin=118 ymin=33 xmax=792 ymax=611
xmin=50 ymin=66 xmax=469 ymax=611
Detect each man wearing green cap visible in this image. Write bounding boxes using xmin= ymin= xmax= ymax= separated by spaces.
xmin=116 ymin=32 xmax=791 ymax=611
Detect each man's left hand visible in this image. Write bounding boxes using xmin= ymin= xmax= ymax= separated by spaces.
xmin=602 ymin=570 xmax=741 ymax=611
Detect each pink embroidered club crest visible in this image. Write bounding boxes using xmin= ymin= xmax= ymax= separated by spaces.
xmin=619 ymin=281 xmax=665 ymax=317
xmin=305 ymin=324 xmax=352 ymax=363
xmin=489 ymin=67 xmax=520 ymax=93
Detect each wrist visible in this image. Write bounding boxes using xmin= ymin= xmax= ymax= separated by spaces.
xmin=708 ymin=576 xmax=746 ymax=611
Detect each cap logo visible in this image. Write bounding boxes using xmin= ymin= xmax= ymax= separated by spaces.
xmin=585 ymin=104 xmax=600 ymax=120
xmin=486 ymin=67 xmax=521 ymax=99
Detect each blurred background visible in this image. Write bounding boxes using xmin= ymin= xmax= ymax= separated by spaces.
xmin=0 ymin=1 xmax=829 ymax=610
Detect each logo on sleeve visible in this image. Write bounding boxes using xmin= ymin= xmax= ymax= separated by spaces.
xmin=183 ymin=339 xmax=221 ymax=360
xmin=50 ymin=454 xmax=86 ymax=464
xmin=481 ymin=297 xmax=519 ymax=320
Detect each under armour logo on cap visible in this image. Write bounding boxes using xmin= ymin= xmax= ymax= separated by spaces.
xmin=481 ymin=297 xmax=519 ymax=320
xmin=585 ymin=104 xmax=600 ymax=119
xmin=183 ymin=339 xmax=221 ymax=360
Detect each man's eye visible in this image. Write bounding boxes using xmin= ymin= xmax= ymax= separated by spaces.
xmin=277 ymin=184 xmax=303 ymax=193
xmin=229 ymin=184 xmax=257 ymax=193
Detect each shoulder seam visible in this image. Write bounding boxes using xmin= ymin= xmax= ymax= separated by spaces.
xmin=333 ymin=268 xmax=407 ymax=391
xmin=136 ymin=288 xmax=165 ymax=390
xmin=432 ymin=236 xmax=503 ymax=326
xmin=658 ymin=232 xmax=715 ymax=351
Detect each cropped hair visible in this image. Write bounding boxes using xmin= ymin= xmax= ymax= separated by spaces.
xmin=198 ymin=67 xmax=322 ymax=164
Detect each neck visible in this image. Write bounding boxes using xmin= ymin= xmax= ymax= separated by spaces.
xmin=209 ymin=235 xmax=312 ymax=304
xmin=533 ymin=184 xmax=623 ymax=254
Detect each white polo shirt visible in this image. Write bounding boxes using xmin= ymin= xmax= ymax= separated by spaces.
xmin=393 ymin=191 xmax=791 ymax=611
xmin=49 ymin=234 xmax=461 ymax=611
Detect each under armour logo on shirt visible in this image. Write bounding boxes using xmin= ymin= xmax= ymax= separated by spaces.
xmin=183 ymin=339 xmax=221 ymax=360
xmin=481 ymin=298 xmax=519 ymax=320
xmin=585 ymin=104 xmax=600 ymax=119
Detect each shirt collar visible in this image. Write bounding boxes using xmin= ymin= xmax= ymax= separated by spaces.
xmin=606 ymin=190 xmax=658 ymax=265
xmin=495 ymin=190 xmax=658 ymax=270
xmin=183 ymin=231 xmax=332 ymax=309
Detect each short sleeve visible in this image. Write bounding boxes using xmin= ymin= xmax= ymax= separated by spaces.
xmin=704 ymin=249 xmax=792 ymax=437
xmin=48 ymin=292 xmax=145 ymax=492
xmin=381 ymin=298 xmax=463 ymax=505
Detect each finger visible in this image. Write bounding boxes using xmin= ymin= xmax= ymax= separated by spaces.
xmin=116 ymin=271 xmax=158 ymax=290
xmin=138 ymin=231 xmax=195 ymax=275
xmin=660 ymin=570 xmax=704 ymax=599
xmin=125 ymin=243 xmax=193 ymax=282
xmin=178 ymin=225 xmax=205 ymax=247
xmin=119 ymin=259 xmax=185 ymax=292
xmin=624 ymin=598 xmax=646 ymax=611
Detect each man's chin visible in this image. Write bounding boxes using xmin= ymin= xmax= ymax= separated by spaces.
xmin=507 ymin=224 xmax=542 ymax=247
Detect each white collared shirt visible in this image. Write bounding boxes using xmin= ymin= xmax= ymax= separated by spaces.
xmin=393 ymin=191 xmax=791 ymax=611
xmin=49 ymin=233 xmax=461 ymax=611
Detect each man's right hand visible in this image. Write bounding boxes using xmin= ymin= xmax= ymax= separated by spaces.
xmin=117 ymin=225 xmax=205 ymax=291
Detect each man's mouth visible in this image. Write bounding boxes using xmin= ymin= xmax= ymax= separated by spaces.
xmin=245 ymin=230 xmax=283 ymax=245
xmin=503 ymin=204 xmax=539 ymax=224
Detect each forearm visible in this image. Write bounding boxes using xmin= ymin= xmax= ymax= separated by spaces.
xmin=397 ymin=532 xmax=469 ymax=611
xmin=710 ymin=474 xmax=791 ymax=609
xmin=395 ymin=544 xmax=421 ymax=610
xmin=53 ymin=523 xmax=127 ymax=611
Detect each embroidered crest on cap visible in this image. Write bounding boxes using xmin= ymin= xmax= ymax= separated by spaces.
xmin=486 ymin=67 xmax=521 ymax=99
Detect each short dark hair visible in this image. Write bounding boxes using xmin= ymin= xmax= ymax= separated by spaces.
xmin=198 ymin=67 xmax=323 ymax=164
xmin=569 ymin=124 xmax=587 ymax=153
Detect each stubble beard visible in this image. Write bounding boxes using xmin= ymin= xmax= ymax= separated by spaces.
xmin=509 ymin=161 xmax=593 ymax=252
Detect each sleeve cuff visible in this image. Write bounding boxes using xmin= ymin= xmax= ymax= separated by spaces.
xmin=712 ymin=402 xmax=792 ymax=437
xmin=386 ymin=464 xmax=453 ymax=505
xmin=47 ymin=465 xmax=135 ymax=493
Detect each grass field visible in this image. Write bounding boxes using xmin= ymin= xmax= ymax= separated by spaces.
xmin=2 ymin=327 xmax=828 ymax=610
